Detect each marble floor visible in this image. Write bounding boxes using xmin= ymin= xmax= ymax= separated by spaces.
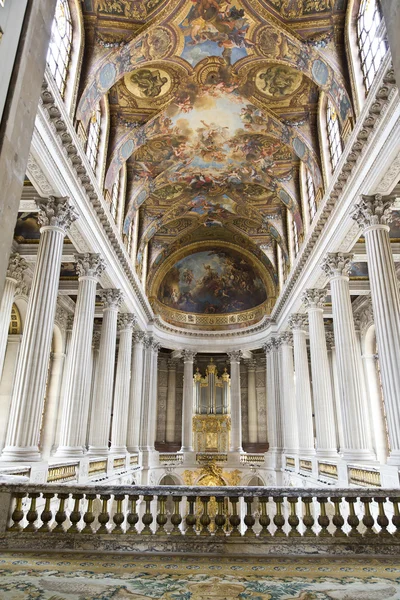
xmin=0 ymin=552 xmax=399 ymax=599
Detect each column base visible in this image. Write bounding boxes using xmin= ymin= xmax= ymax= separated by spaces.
xmin=0 ymin=446 xmax=41 ymax=462
xmin=180 ymin=446 xmax=193 ymax=453
xmin=298 ymin=448 xmax=316 ymax=457
xmin=53 ymin=446 xmax=84 ymax=458
xmin=386 ymin=450 xmax=400 ymax=466
xmin=316 ymin=449 xmax=339 ymax=459
xmin=87 ymin=446 xmax=109 ymax=457
xmin=139 ymin=449 xmax=159 ymax=468
xmin=109 ymin=446 xmax=127 ymax=455
xmin=340 ymin=448 xmax=377 ymax=462
xmin=127 ymin=446 xmax=140 ymax=454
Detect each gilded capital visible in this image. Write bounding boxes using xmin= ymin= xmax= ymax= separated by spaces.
xmin=117 ymin=313 xmax=136 ymax=331
xmin=351 ymin=194 xmax=393 ymax=229
xmin=182 ymin=349 xmax=197 ymax=362
xmin=302 ymin=288 xmax=327 ymax=309
xmin=6 ymin=253 xmax=28 ymax=283
xmin=288 ymin=313 xmax=308 ymax=331
xmin=320 ymin=253 xmax=353 ymax=278
xmin=227 ymin=350 xmax=242 ymax=362
xmin=98 ymin=288 xmax=123 ymax=309
xmin=36 ymin=196 xmax=78 ymax=231
xmin=75 ymin=253 xmax=105 ymax=279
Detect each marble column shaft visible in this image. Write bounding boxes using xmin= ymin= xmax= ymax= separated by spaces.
xmin=247 ymin=360 xmax=258 ymax=444
xmin=278 ymin=333 xmax=298 ymax=454
xmin=1 ymin=197 xmax=77 ymax=461
xmin=56 ymin=254 xmax=105 ymax=457
xmin=147 ymin=340 xmax=160 ymax=451
xmin=289 ymin=314 xmax=315 ymax=455
xmin=0 ymin=254 xmax=27 ymax=380
xmin=166 ymin=359 xmax=178 ymax=444
xmin=40 ymin=352 xmax=65 ymax=459
xmin=325 ymin=332 xmax=345 ymax=452
xmin=88 ymin=289 xmax=123 ymax=455
xmin=139 ymin=336 xmax=159 ymax=451
xmin=321 ymin=253 xmax=374 ymax=460
xmin=264 ymin=339 xmax=282 ymax=451
xmin=302 ymin=289 xmax=338 ymax=458
xmin=352 ymin=195 xmax=400 ymax=463
xmin=181 ymin=350 xmax=196 ymax=452
xmin=127 ymin=332 xmax=145 ymax=452
xmin=85 ymin=330 xmax=101 ymax=448
xmin=110 ymin=314 xmax=135 ymax=453
xmin=228 ymin=351 xmax=243 ymax=452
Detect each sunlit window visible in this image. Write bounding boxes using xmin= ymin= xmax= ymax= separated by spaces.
xmin=327 ymin=99 xmax=343 ymax=171
xmin=357 ymin=0 xmax=387 ymax=92
xmin=110 ymin=171 xmax=120 ymax=221
xmin=86 ymin=105 xmax=101 ymax=173
xmin=46 ymin=0 xmax=72 ymax=97
xmin=126 ymin=221 xmax=133 ymax=254
xmin=292 ymin=219 xmax=299 ymax=257
xmin=306 ymin=168 xmax=317 ymax=222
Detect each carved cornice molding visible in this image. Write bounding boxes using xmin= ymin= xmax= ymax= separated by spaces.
xmin=153 ymin=315 xmax=271 ymax=339
xmin=374 ymin=149 xmax=400 ymax=194
xmin=26 ymin=153 xmax=55 ymax=196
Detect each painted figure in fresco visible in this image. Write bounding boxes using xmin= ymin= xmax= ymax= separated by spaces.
xmin=129 ymin=69 xmax=168 ymax=97
xmin=259 ymin=66 xmax=300 ymax=96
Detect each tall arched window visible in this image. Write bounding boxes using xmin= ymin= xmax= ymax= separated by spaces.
xmin=327 ymin=99 xmax=343 ymax=171
xmin=110 ymin=171 xmax=120 ymax=221
xmin=306 ymin=168 xmax=317 ymax=222
xmin=86 ymin=104 xmax=102 ymax=173
xmin=357 ymin=0 xmax=387 ymax=92
xmin=46 ymin=0 xmax=73 ymax=97
xmin=292 ymin=219 xmax=299 ymax=258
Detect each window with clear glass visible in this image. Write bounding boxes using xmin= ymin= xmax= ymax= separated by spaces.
xmin=110 ymin=171 xmax=120 ymax=221
xmin=86 ymin=105 xmax=101 ymax=173
xmin=306 ymin=168 xmax=317 ymax=222
xmin=126 ymin=221 xmax=133 ymax=254
xmin=327 ymin=99 xmax=343 ymax=171
xmin=46 ymin=0 xmax=72 ymax=97
xmin=357 ymin=0 xmax=387 ymax=92
xmin=292 ymin=219 xmax=299 ymax=257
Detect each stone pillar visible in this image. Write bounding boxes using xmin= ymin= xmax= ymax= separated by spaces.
xmin=55 ymin=254 xmax=105 ymax=457
xmin=110 ymin=314 xmax=136 ymax=454
xmin=263 ymin=339 xmax=283 ymax=459
xmin=288 ymin=314 xmax=315 ymax=456
xmin=139 ymin=335 xmax=153 ymax=451
xmin=180 ymin=350 xmax=196 ymax=453
xmin=53 ymin=314 xmax=74 ymax=451
xmin=321 ymin=253 xmax=374 ymax=461
xmin=0 ymin=253 xmax=27 ymax=380
xmin=88 ymin=289 xmax=123 ymax=456
xmin=246 ymin=359 xmax=258 ymax=444
xmin=1 ymin=197 xmax=77 ymax=461
xmin=85 ymin=330 xmax=101 ymax=448
xmin=228 ymin=350 xmax=243 ymax=453
xmin=352 ymin=195 xmax=400 ymax=464
xmin=277 ymin=333 xmax=298 ymax=455
xmin=127 ymin=332 xmax=145 ymax=453
xmin=166 ymin=358 xmax=178 ymax=444
xmin=0 ymin=335 xmax=21 ymax=450
xmin=325 ymin=331 xmax=345 ymax=452
xmin=147 ymin=340 xmax=160 ymax=453
xmin=302 ymin=289 xmax=338 ymax=458
xmin=40 ymin=351 xmax=65 ymax=459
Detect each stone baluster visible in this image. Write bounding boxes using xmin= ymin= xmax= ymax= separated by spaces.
xmin=127 ymin=332 xmax=145 ymax=453
xmin=302 ymin=289 xmax=338 ymax=459
xmin=246 ymin=359 xmax=258 ymax=445
xmin=277 ymin=333 xmax=298 ymax=455
xmin=110 ymin=314 xmax=136 ymax=453
xmin=228 ymin=351 xmax=243 ymax=453
xmin=321 ymin=253 xmax=374 ymax=461
xmin=263 ymin=339 xmax=283 ymax=467
xmin=1 ymin=197 xmax=77 ymax=461
xmin=55 ymin=254 xmax=105 ymax=457
xmin=288 ymin=314 xmax=315 ymax=456
xmin=0 ymin=253 xmax=27 ymax=380
xmin=180 ymin=350 xmax=196 ymax=453
xmin=166 ymin=359 xmax=178 ymax=445
xmin=351 ymin=195 xmax=400 ymax=464
xmin=88 ymin=289 xmax=123 ymax=456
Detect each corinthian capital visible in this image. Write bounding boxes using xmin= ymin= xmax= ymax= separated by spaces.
xmin=99 ymin=288 xmax=123 ymax=309
xmin=36 ymin=196 xmax=78 ymax=231
xmin=117 ymin=313 xmax=136 ymax=331
xmin=263 ymin=337 xmax=279 ymax=353
xmin=320 ymin=253 xmax=353 ymax=278
xmin=152 ymin=340 xmax=161 ymax=353
xmin=325 ymin=330 xmax=335 ymax=349
xmin=75 ymin=253 xmax=105 ymax=279
xmin=143 ymin=334 xmax=154 ymax=349
xmin=6 ymin=253 xmax=28 ymax=283
xmin=277 ymin=331 xmax=293 ymax=346
xmin=351 ymin=194 xmax=393 ymax=229
xmin=132 ymin=331 xmax=145 ymax=344
xmin=182 ymin=349 xmax=197 ymax=362
xmin=302 ymin=288 xmax=327 ymax=309
xmin=227 ymin=350 xmax=243 ymax=362
xmin=288 ymin=313 xmax=308 ymax=331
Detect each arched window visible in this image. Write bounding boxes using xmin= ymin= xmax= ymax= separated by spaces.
xmin=292 ymin=219 xmax=299 ymax=258
xmin=86 ymin=104 xmax=102 ymax=173
xmin=110 ymin=171 xmax=120 ymax=221
xmin=46 ymin=0 xmax=73 ymax=97
xmin=357 ymin=0 xmax=387 ymax=92
xmin=327 ymin=99 xmax=343 ymax=171
xmin=306 ymin=168 xmax=317 ymax=222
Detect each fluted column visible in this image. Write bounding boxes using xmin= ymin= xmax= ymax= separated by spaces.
xmin=139 ymin=335 xmax=153 ymax=451
xmin=325 ymin=331 xmax=345 ymax=452
xmin=166 ymin=359 xmax=178 ymax=444
xmin=302 ymin=289 xmax=338 ymax=458
xmin=127 ymin=332 xmax=145 ymax=452
xmin=321 ymin=253 xmax=374 ymax=461
xmin=147 ymin=340 xmax=160 ymax=451
xmin=228 ymin=350 xmax=243 ymax=453
xmin=0 ymin=254 xmax=27 ymax=380
xmin=352 ymin=195 xmax=400 ymax=464
xmin=110 ymin=314 xmax=136 ymax=453
xmin=288 ymin=314 xmax=315 ymax=456
xmin=1 ymin=197 xmax=77 ymax=461
xmin=247 ymin=359 xmax=258 ymax=444
xmin=263 ymin=339 xmax=283 ymax=457
xmin=85 ymin=330 xmax=101 ymax=448
xmin=180 ymin=350 xmax=196 ymax=453
xmin=55 ymin=254 xmax=105 ymax=457
xmin=277 ymin=333 xmax=298 ymax=454
xmin=88 ymin=289 xmax=123 ymax=456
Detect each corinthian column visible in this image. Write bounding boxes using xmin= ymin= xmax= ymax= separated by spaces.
xmin=127 ymin=332 xmax=145 ymax=452
xmin=139 ymin=336 xmax=160 ymax=453
xmin=288 ymin=314 xmax=315 ymax=456
xmin=246 ymin=359 xmax=258 ymax=444
xmin=277 ymin=333 xmax=298 ymax=454
xmin=166 ymin=359 xmax=178 ymax=444
xmin=180 ymin=350 xmax=196 ymax=453
xmin=147 ymin=340 xmax=160 ymax=452
xmin=55 ymin=254 xmax=105 ymax=457
xmin=1 ymin=197 xmax=77 ymax=462
xmin=228 ymin=350 xmax=243 ymax=453
xmin=352 ymin=195 xmax=400 ymax=464
xmin=321 ymin=253 xmax=374 ymax=461
xmin=302 ymin=289 xmax=338 ymax=458
xmin=0 ymin=254 xmax=27 ymax=380
xmin=110 ymin=314 xmax=136 ymax=453
xmin=88 ymin=289 xmax=123 ymax=456
xmin=263 ymin=339 xmax=283 ymax=460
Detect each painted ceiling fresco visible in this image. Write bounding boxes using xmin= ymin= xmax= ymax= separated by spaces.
xmin=79 ymin=0 xmax=354 ymax=326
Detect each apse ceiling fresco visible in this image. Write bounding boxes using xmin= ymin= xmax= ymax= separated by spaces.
xmin=79 ymin=0 xmax=353 ymax=329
